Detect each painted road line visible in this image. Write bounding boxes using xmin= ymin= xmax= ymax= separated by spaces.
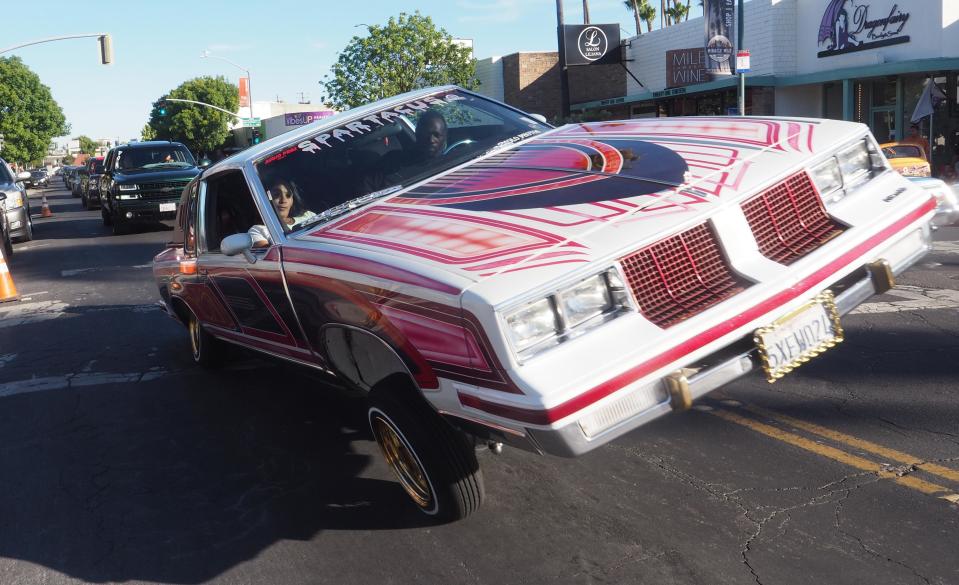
xmin=742 ymin=404 xmax=959 ymax=484
xmin=710 ymin=409 xmax=957 ymax=500
xmin=0 ymin=300 xmax=70 ymax=329
xmin=851 ymin=285 xmax=959 ymax=314
xmin=0 ymin=370 xmax=171 ymax=398
xmin=932 ymin=241 xmax=959 ymax=255
xmin=60 ymin=264 xmax=151 ymax=277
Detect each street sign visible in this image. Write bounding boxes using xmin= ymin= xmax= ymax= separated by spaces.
xmin=736 ymin=50 xmax=751 ymax=73
xmin=241 ymin=118 xmax=261 ymax=127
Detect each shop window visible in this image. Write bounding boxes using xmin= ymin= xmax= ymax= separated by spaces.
xmin=871 ymin=79 xmax=896 ymax=107
xmin=824 ymin=83 xmax=843 ymax=120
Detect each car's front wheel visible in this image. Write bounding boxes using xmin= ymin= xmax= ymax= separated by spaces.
xmin=187 ymin=311 xmax=223 ymax=367
xmin=368 ymin=378 xmax=484 ymax=522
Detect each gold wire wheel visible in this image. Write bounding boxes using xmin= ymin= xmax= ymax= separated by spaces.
xmin=189 ymin=317 xmax=201 ymax=358
xmin=372 ymin=415 xmax=433 ymax=509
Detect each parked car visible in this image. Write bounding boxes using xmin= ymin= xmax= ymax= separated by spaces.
xmin=100 ymin=141 xmax=200 ymax=235
xmin=24 ymin=169 xmax=49 ymax=189
xmin=0 ymin=158 xmax=33 ymax=244
xmin=880 ymin=142 xmax=930 ymax=177
xmin=81 ymin=157 xmax=106 ymax=210
xmin=153 ymin=87 xmax=950 ymax=521
xmin=62 ymin=166 xmax=76 ymax=191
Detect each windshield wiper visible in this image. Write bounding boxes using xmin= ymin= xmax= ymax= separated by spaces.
xmin=294 ymin=184 xmax=404 ymax=231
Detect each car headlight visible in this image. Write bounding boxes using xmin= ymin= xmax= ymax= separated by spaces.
xmin=810 ymin=158 xmax=843 ymax=200
xmin=558 ymin=274 xmax=612 ymax=328
xmin=119 ymin=184 xmax=139 ymax=191
xmin=837 ymin=141 xmax=871 ymax=188
xmin=504 ymin=268 xmax=631 ymax=360
xmin=506 ymin=298 xmax=559 ymax=353
xmin=813 ymin=138 xmax=886 ymax=207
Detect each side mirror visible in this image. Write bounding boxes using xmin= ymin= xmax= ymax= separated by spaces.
xmin=221 ymin=232 xmax=257 ymax=264
xmin=16 ymin=171 xmax=31 ymax=181
xmin=0 ymin=193 xmax=6 ymax=202
xmin=529 ymin=113 xmax=548 ymax=124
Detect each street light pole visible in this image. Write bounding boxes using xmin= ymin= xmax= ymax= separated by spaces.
xmin=200 ymin=50 xmax=254 ymax=120
xmin=162 ymin=98 xmax=244 ymax=119
xmin=0 ymin=33 xmax=113 ymax=63
xmin=737 ymin=0 xmax=745 ymax=115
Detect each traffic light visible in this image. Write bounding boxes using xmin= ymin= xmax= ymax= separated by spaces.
xmin=251 ymin=128 xmax=261 ymax=145
xmin=98 ymin=34 xmax=113 ymax=65
xmin=158 ymin=106 xmax=167 ymax=116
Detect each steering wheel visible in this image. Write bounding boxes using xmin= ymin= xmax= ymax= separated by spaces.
xmin=443 ymin=139 xmax=475 ymax=156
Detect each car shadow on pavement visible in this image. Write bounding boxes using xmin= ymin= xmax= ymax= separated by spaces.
xmin=0 ymin=358 xmax=435 ymax=584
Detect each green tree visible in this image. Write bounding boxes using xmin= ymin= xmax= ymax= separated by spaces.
xmin=147 ymin=76 xmax=239 ymax=154
xmin=666 ymin=0 xmax=688 ymax=25
xmin=321 ymin=11 xmax=477 ymax=110
xmin=77 ymin=135 xmax=98 ymax=155
xmin=624 ymin=0 xmax=657 ymax=33
xmin=140 ymin=123 xmax=157 ymax=141
xmin=0 ymin=56 xmax=69 ymax=165
xmin=62 ymin=153 xmax=75 ymax=165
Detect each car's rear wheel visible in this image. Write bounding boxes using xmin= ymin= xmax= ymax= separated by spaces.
xmin=187 ymin=311 xmax=223 ymax=367
xmin=368 ymin=378 xmax=484 ymax=522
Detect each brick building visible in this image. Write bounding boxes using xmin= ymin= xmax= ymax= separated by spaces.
xmin=475 ymin=51 xmax=625 ymax=122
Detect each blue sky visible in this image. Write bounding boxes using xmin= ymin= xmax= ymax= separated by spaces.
xmin=13 ymin=0 xmax=703 ymax=144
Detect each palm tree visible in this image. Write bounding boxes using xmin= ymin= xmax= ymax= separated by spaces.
xmin=639 ymin=1 xmax=657 ymax=32
xmin=666 ymin=0 xmax=688 ymax=24
xmin=623 ymin=0 xmax=643 ymax=35
xmin=624 ymin=0 xmax=657 ymax=34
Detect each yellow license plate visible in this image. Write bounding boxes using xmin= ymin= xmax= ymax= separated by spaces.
xmin=754 ymin=291 xmax=844 ymax=383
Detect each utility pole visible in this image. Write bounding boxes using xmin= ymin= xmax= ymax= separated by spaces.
xmin=583 ymin=0 xmax=590 ymax=24
xmin=737 ymin=0 xmax=745 ymax=115
xmin=556 ymin=0 xmax=571 ymax=120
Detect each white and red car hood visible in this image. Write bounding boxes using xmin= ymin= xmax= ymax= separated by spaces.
xmin=294 ymin=116 xmax=867 ymax=305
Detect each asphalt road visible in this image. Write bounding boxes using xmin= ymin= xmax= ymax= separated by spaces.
xmin=1 ymin=179 xmax=957 ymax=585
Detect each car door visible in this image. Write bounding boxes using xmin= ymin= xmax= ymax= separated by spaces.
xmin=191 ymin=169 xmax=317 ymax=366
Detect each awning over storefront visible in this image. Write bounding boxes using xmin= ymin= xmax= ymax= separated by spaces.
xmin=574 ymin=57 xmax=959 ymax=111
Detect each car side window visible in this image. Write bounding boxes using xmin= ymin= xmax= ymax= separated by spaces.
xmin=201 ymin=171 xmax=264 ymax=253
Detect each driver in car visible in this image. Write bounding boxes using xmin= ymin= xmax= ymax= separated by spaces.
xmin=415 ymin=110 xmax=448 ymax=160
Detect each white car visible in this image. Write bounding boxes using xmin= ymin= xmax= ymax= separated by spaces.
xmin=154 ymin=86 xmax=950 ymax=521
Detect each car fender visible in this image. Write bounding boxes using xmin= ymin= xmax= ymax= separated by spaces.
xmin=319 ymin=324 xmax=415 ymax=392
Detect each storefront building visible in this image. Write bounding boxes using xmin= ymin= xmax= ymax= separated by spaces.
xmin=575 ymin=0 xmax=959 ymax=176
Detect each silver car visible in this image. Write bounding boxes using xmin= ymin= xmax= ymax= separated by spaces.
xmin=0 ymin=158 xmax=33 ymax=243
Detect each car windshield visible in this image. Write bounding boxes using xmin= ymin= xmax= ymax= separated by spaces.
xmin=117 ymin=146 xmax=195 ymax=170
xmin=91 ymin=161 xmax=104 ymax=173
xmin=883 ymin=145 xmax=924 ymax=159
xmin=254 ymin=89 xmax=550 ymax=233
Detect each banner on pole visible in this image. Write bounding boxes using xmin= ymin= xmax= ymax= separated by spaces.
xmin=704 ymin=0 xmax=735 ymax=77
xmin=238 ymin=77 xmax=250 ymax=108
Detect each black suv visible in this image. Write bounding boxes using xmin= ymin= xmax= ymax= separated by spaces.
xmin=100 ymin=141 xmax=200 ymax=235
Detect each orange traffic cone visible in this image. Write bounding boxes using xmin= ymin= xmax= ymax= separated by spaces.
xmin=40 ymin=194 xmax=53 ymax=218
xmin=0 ymin=246 xmax=19 ymax=303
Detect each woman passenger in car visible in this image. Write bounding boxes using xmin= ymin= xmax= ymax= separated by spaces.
xmin=249 ymin=179 xmax=316 ymax=247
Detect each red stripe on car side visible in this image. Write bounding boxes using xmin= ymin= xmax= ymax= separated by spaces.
xmin=458 ymin=196 xmax=937 ymax=425
xmin=283 ymin=248 xmax=462 ymax=295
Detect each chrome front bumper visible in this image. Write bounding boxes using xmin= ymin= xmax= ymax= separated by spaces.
xmin=524 ymin=219 xmax=935 ymax=457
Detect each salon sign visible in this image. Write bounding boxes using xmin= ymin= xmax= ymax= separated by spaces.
xmin=817 ymin=0 xmax=910 ymax=58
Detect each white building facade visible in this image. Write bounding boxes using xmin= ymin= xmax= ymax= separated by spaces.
xmin=577 ymin=0 xmax=959 ymax=174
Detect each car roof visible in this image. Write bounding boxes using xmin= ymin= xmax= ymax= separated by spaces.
xmin=116 ymin=141 xmax=188 ymax=149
